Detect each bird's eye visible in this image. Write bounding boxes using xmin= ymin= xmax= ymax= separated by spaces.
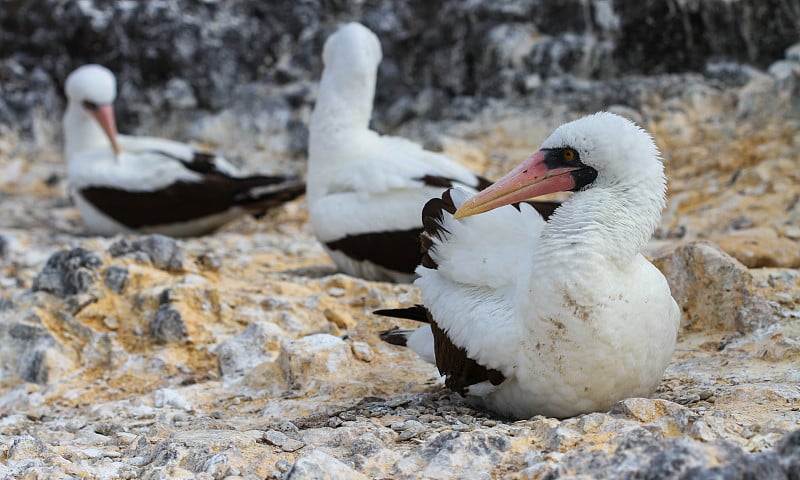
xmin=562 ymin=148 xmax=576 ymax=161
xmin=82 ymin=100 xmax=99 ymax=111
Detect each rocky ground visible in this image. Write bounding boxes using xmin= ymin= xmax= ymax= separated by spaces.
xmin=1 ymin=1 xmax=800 ymax=479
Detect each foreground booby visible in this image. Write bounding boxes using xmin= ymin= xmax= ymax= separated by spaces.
xmin=377 ymin=112 xmax=680 ymax=419
xmin=63 ymin=64 xmax=305 ymax=237
xmin=308 ymin=22 xmax=557 ymax=282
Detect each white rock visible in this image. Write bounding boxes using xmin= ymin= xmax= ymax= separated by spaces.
xmin=287 ymin=449 xmax=368 ymax=480
xmin=154 ymin=388 xmax=192 ymax=410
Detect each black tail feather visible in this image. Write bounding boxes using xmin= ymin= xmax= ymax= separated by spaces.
xmin=234 ymin=176 xmax=306 ymax=211
xmin=379 ymin=326 xmax=412 ymax=346
xmin=373 ymin=304 xmax=429 ymax=323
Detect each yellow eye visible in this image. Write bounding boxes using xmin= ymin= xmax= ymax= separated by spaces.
xmin=563 ymin=148 xmax=576 ymax=161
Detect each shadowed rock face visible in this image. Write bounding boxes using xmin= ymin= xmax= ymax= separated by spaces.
xmin=0 ymin=0 xmax=797 ymax=136
xmin=32 ymin=247 xmax=102 ymax=296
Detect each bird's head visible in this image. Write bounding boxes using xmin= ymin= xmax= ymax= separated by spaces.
xmin=65 ymin=64 xmax=120 ymax=155
xmin=322 ymin=22 xmax=382 ymax=79
xmin=455 ymin=112 xmax=664 ymax=219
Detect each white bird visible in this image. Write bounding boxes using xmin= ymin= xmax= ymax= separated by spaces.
xmin=63 ymin=64 xmax=305 ymax=237
xmin=377 ymin=112 xmax=680 ymax=419
xmin=307 ymin=22 xmax=557 ymax=282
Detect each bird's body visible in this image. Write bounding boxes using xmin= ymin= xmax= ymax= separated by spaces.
xmin=63 ymin=65 xmax=304 ymax=237
xmin=308 ymin=23 xmax=557 ymax=282
xmin=378 ymin=112 xmax=680 ymax=419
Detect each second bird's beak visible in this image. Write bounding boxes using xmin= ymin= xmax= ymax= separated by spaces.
xmin=91 ymin=104 xmax=121 ymax=156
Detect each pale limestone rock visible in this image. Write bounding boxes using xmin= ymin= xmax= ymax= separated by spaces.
xmin=216 ymin=321 xmax=284 ymax=377
xmin=154 ymin=388 xmax=192 ymax=410
xmin=287 ymin=450 xmax=368 ymax=480
xmin=262 ymin=430 xmax=305 ymax=452
xmin=323 ymin=308 xmax=355 ymax=330
xmin=278 ymin=334 xmax=353 ymax=395
xmin=6 ymin=435 xmax=48 ymax=460
xmin=609 ymin=398 xmax=691 ymax=423
xmin=711 ymin=228 xmax=800 ymax=268
xmin=397 ymin=431 xmax=511 ymax=479
xmin=350 ymin=341 xmax=374 ymax=362
xmin=652 ymin=241 xmax=774 ymax=332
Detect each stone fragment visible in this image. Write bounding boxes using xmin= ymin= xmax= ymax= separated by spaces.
xmin=7 ymin=435 xmax=48 ymax=460
xmin=609 ymin=398 xmax=690 ymax=423
xmin=102 ymin=317 xmax=119 ymax=329
xmin=32 ymin=247 xmax=102 ymax=296
xmin=350 ymin=341 xmax=374 ymax=362
xmin=652 ymin=241 xmax=775 ymax=332
xmin=396 ymin=420 xmax=425 ymax=441
xmin=216 ymin=321 xmax=284 ymax=377
xmin=154 ymin=388 xmax=193 ymax=410
xmin=711 ymin=228 xmax=800 ymax=268
xmin=103 ymin=265 xmax=129 ymax=294
xmin=149 ymin=305 xmax=188 ymax=344
xmin=545 ymin=424 xmax=581 ymax=451
xmin=397 ymin=431 xmax=511 ymax=479
xmin=6 ymin=320 xmax=74 ymax=384
xmin=278 ymin=334 xmax=354 ymax=394
xmin=171 ymin=430 xmax=257 ymax=450
xmin=262 ymin=429 xmax=305 ymax=452
xmin=324 ymin=308 xmax=355 ymax=329
xmin=109 ymin=235 xmax=184 ymax=271
xmin=287 ymin=450 xmax=368 ymax=480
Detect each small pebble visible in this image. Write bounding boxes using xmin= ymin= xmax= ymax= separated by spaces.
xmin=275 ymin=459 xmax=293 ymax=472
xmin=324 ymin=308 xmax=355 ymax=329
xmin=351 ymin=341 xmax=374 ymax=362
xmin=103 ymin=317 xmax=119 ymax=330
xmin=327 ymin=287 xmax=346 ymax=297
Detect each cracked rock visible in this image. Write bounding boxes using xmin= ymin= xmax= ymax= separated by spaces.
xmin=32 ymin=247 xmax=102 ymax=296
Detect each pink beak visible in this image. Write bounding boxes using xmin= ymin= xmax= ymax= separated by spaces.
xmin=91 ymin=104 xmax=120 ymax=155
xmin=454 ymin=150 xmax=582 ymax=219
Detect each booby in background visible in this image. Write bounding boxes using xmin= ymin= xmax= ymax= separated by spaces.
xmin=63 ymin=64 xmax=305 ymax=237
xmin=308 ymin=22 xmax=557 ymax=282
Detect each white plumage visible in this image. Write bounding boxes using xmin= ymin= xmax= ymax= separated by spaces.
xmin=63 ymin=64 xmax=304 ymax=237
xmin=307 ymin=22 xmax=492 ymax=282
xmin=380 ymin=112 xmax=680 ymax=419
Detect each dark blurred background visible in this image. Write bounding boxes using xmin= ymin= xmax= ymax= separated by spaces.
xmin=1 ymin=0 xmax=798 ymax=143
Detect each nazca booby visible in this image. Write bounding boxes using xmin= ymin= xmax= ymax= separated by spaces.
xmin=377 ymin=112 xmax=680 ymax=419
xmin=308 ymin=23 xmax=558 ymax=282
xmin=63 ymin=64 xmax=305 ymax=237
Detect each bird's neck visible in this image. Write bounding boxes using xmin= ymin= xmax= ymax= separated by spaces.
xmin=63 ymin=104 xmax=109 ymax=157
xmin=539 ymin=179 xmax=665 ymax=270
xmin=309 ymin=67 xmax=376 ymax=147
xmin=307 ymin=67 xmax=378 ymax=200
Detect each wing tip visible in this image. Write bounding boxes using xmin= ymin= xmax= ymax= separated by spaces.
xmin=379 ymin=326 xmax=410 ymax=347
xmin=373 ymin=305 xmax=429 ymax=323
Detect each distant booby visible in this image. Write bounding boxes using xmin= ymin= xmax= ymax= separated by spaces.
xmin=308 ymin=22 xmax=557 ymax=282
xmin=63 ymin=64 xmax=305 ymax=237
xmin=377 ymin=112 xmax=680 ymax=419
